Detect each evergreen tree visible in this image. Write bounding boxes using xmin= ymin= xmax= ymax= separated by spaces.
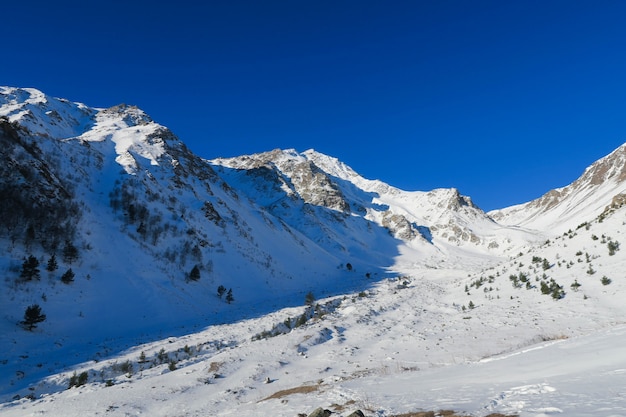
xmin=136 ymin=221 xmax=147 ymax=239
xmin=551 ymin=283 xmax=565 ymax=300
xmin=25 ymin=224 xmax=36 ymax=246
xmin=188 ymin=265 xmax=200 ymax=281
xmin=46 ymin=254 xmax=58 ymax=272
xmin=225 ymin=288 xmax=234 ymax=304
xmin=68 ymin=371 xmax=89 ymax=388
xmin=21 ymin=304 xmax=46 ymax=330
xmin=295 ymin=313 xmax=307 ymax=327
xmin=62 ymin=240 xmax=79 ymax=264
xmin=305 ymin=291 xmax=315 ymax=306
xmin=20 ymin=255 xmax=40 ymax=281
xmin=217 ymin=285 xmax=226 ymax=298
xmin=61 ymin=268 xmax=75 ymax=284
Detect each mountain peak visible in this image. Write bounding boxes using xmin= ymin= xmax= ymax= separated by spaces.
xmin=0 ymin=86 xmax=95 ymax=139
xmin=581 ymin=142 xmax=626 ymax=185
xmin=99 ymin=103 xmax=154 ymax=127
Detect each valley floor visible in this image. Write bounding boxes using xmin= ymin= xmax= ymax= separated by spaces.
xmin=1 ymin=264 xmax=625 ymax=417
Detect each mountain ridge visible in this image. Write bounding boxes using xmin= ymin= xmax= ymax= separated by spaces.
xmin=489 ymin=143 xmax=626 ymax=232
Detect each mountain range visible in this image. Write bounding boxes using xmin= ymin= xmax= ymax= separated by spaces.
xmin=1 ymin=87 xmax=625 ymax=416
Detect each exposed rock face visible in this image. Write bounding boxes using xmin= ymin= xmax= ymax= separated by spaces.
xmin=291 ymin=160 xmax=350 ymax=213
xmin=599 ymin=192 xmax=626 ymax=221
xmin=213 ymin=149 xmax=350 ymax=214
xmin=433 ymin=187 xmax=478 ymax=211
xmin=382 ymin=210 xmax=420 ymax=241
xmin=607 ymin=192 xmax=626 ymax=210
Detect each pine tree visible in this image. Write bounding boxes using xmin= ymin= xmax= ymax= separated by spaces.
xmin=551 ymin=284 xmax=565 ymax=300
xmin=305 ymin=291 xmax=315 ymax=306
xmin=20 ymin=255 xmax=40 ymax=281
xmin=188 ymin=265 xmax=200 ymax=281
xmin=295 ymin=313 xmax=307 ymax=327
xmin=226 ymin=288 xmax=234 ymax=304
xmin=62 ymin=240 xmax=79 ymax=264
xmin=217 ymin=285 xmax=226 ymax=298
xmin=46 ymin=254 xmax=58 ymax=272
xmin=21 ymin=304 xmax=46 ymax=330
xmin=61 ymin=268 xmax=75 ymax=284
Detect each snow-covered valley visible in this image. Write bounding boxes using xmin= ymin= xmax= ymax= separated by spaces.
xmin=1 ymin=87 xmax=625 ymax=416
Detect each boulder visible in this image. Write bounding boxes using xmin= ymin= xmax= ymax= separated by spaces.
xmin=308 ymin=407 xmax=332 ymax=417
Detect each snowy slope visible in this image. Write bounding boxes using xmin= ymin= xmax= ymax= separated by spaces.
xmin=1 ymin=86 xmax=625 ymax=416
xmin=490 ymin=143 xmax=626 ymax=233
xmin=1 ymin=202 xmax=625 ymax=416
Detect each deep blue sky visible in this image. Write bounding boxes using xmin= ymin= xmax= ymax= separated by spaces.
xmin=4 ymin=1 xmax=626 ymax=210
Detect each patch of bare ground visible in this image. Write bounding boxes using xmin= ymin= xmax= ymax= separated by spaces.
xmin=330 ymin=399 xmax=357 ymax=412
xmin=260 ymin=384 xmax=320 ymax=401
xmin=207 ymin=361 xmax=222 ymax=374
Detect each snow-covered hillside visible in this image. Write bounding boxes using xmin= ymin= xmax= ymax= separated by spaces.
xmin=490 ymin=143 xmax=626 ymax=233
xmin=1 ymin=87 xmax=625 ymax=416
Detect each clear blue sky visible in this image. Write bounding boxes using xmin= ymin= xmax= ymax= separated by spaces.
xmin=4 ymin=1 xmax=626 ymax=210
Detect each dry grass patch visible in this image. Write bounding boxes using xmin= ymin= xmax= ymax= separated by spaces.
xmin=207 ymin=361 xmax=222 ymax=374
xmin=330 ymin=399 xmax=357 ymax=412
xmin=260 ymin=384 xmax=320 ymax=401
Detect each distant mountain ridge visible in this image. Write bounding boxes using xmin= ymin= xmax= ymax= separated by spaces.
xmin=489 ymin=143 xmax=626 ymax=232
xmin=211 ymin=149 xmax=540 ymax=256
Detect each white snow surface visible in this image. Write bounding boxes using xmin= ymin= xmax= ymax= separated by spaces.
xmin=1 ymin=87 xmax=626 ymax=416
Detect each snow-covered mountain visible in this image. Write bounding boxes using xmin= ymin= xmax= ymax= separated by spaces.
xmin=211 ymin=148 xmax=542 ymax=265
xmin=489 ymin=143 xmax=626 ymax=233
xmin=1 ymin=87 xmax=625 ymax=416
